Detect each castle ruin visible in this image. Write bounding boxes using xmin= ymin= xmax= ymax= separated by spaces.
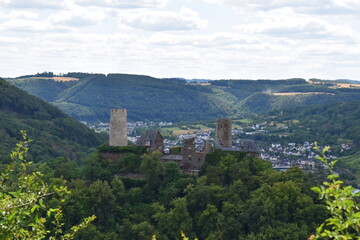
xmin=216 ymin=119 xmax=232 ymax=148
xmin=109 ymin=109 xmax=127 ymax=146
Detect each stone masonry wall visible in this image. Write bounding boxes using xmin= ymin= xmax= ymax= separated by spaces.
xmin=216 ymin=119 xmax=232 ymax=148
xmin=109 ymin=109 xmax=127 ymax=146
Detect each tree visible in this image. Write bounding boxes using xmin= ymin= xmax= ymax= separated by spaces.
xmin=140 ymin=151 xmax=164 ymax=189
xmin=197 ymin=204 xmax=224 ymax=239
xmin=0 ymin=131 xmax=95 ymax=239
xmin=163 ymin=162 xmax=181 ymax=185
xmin=310 ymin=143 xmax=360 ymax=239
xmin=154 ymin=198 xmax=195 ymax=240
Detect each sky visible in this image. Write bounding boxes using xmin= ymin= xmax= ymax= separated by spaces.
xmin=1 ymin=0 xmax=360 ymax=80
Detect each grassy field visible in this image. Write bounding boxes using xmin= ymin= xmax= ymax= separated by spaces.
xmin=29 ymin=77 xmax=79 ymax=82
xmin=271 ymin=92 xmax=335 ymax=96
xmin=233 ymin=118 xmax=253 ymax=128
xmin=164 ymin=124 xmax=213 ymax=135
xmin=334 ymin=83 xmax=360 ymax=88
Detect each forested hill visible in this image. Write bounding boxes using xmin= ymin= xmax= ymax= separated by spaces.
xmin=0 ymin=78 xmax=106 ymax=162
xmin=267 ymin=101 xmax=360 ymax=180
xmin=7 ymin=73 xmax=360 ymax=122
xmin=270 ymin=101 xmax=360 ymax=148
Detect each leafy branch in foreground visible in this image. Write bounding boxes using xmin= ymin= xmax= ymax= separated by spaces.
xmin=152 ymin=231 xmax=198 ymax=240
xmin=309 ymin=142 xmax=360 ymax=240
xmin=0 ymin=130 xmax=95 ymax=240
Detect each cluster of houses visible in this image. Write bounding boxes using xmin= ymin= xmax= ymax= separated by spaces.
xmin=84 ymin=120 xmax=173 ymax=135
xmin=261 ymin=142 xmax=333 ymax=171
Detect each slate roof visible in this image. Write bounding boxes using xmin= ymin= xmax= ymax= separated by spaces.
xmin=216 ymin=139 xmax=260 ymax=153
xmin=239 ymin=139 xmax=261 ymax=153
xmin=136 ymin=130 xmax=163 ymax=146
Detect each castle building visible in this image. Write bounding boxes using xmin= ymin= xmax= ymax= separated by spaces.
xmin=136 ymin=130 xmax=164 ymax=152
xmin=238 ymin=139 xmax=261 ymax=158
xmin=109 ymin=109 xmax=127 ymax=146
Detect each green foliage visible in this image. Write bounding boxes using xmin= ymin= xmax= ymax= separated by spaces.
xmin=51 ymin=74 xmax=234 ymax=122
xmin=98 ymin=144 xmax=147 ymax=155
xmin=0 ymin=78 xmax=106 ymax=162
xmin=0 ymin=131 xmax=95 ymax=239
xmin=9 ymin=77 xmax=76 ymax=102
xmin=310 ymin=143 xmax=360 ymax=239
xmin=11 ymin=73 xmax=360 ymax=123
xmin=60 ymin=148 xmax=328 ymax=240
xmin=140 ymin=151 xmax=164 ymax=189
xmin=154 ymin=198 xmax=195 ymax=240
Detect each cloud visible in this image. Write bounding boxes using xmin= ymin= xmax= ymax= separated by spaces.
xmin=1 ymin=0 xmax=65 ymax=9
xmin=118 ymin=7 xmax=207 ymax=31
xmin=0 ymin=36 xmax=25 ymax=44
xmin=190 ymin=0 xmax=360 ymax=15
xmin=49 ymin=7 xmax=105 ymax=27
xmin=72 ymin=0 xmax=168 ymax=8
xmin=148 ymin=32 xmax=258 ymax=48
xmin=0 ymin=10 xmax=39 ymax=19
xmin=234 ymin=8 xmax=360 ymax=42
xmin=0 ymin=18 xmax=70 ymax=32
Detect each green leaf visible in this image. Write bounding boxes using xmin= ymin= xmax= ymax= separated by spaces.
xmin=311 ymin=187 xmax=321 ymax=194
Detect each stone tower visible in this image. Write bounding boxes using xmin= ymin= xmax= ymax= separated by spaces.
xmin=109 ymin=109 xmax=127 ymax=146
xmin=216 ymin=119 xmax=232 ymax=148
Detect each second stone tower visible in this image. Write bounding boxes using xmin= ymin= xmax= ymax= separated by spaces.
xmin=216 ymin=119 xmax=232 ymax=148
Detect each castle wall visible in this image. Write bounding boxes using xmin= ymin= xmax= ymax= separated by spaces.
xmin=181 ymin=138 xmax=206 ymax=170
xmin=216 ymin=119 xmax=232 ymax=148
xmin=109 ymin=109 xmax=127 ymax=146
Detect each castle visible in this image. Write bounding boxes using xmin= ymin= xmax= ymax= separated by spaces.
xmin=108 ymin=109 xmax=260 ymax=174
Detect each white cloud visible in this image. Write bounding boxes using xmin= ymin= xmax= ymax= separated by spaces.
xmin=1 ymin=10 xmax=39 ymax=19
xmin=72 ymin=0 xmax=168 ymax=8
xmin=0 ymin=36 xmax=25 ymax=44
xmin=118 ymin=7 xmax=207 ymax=31
xmin=1 ymin=0 xmax=65 ymax=9
xmin=1 ymin=0 xmax=360 ymax=80
xmin=190 ymin=0 xmax=360 ymax=15
xmin=49 ymin=7 xmax=105 ymax=27
xmin=148 ymin=32 xmax=257 ymax=48
xmin=234 ymin=8 xmax=360 ymax=42
xmin=0 ymin=18 xmax=70 ymax=32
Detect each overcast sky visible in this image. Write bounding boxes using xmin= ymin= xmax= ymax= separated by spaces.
xmin=1 ymin=0 xmax=360 ymax=80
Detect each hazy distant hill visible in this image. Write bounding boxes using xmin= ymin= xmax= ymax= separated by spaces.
xmin=7 ymin=73 xmax=360 ymax=122
xmin=0 ymin=77 xmax=106 ymax=162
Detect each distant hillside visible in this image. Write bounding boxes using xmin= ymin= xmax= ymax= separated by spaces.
xmin=270 ymin=101 xmax=360 ymax=147
xmin=6 ymin=73 xmax=360 ymax=122
xmin=267 ymin=101 xmax=360 ymax=182
xmin=0 ymin=78 xmax=106 ymax=162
